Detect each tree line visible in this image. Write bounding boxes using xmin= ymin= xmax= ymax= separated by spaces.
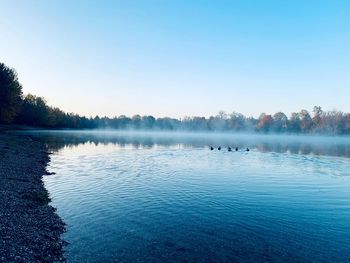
xmin=1 ymin=62 xmax=350 ymax=134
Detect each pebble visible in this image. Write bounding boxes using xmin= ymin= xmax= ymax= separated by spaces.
xmin=0 ymin=132 xmax=66 ymax=263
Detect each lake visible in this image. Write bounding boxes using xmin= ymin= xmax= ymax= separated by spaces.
xmin=19 ymin=130 xmax=350 ymax=262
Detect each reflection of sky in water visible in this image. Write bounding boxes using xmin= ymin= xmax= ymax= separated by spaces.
xmin=15 ymin=130 xmax=350 ymax=262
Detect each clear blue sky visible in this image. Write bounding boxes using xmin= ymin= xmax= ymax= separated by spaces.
xmin=1 ymin=0 xmax=350 ymax=118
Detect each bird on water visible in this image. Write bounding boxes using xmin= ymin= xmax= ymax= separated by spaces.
xmin=218 ymin=147 xmax=221 ymax=150
xmin=228 ymin=147 xmax=232 ymax=152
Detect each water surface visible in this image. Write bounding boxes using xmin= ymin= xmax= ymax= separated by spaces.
xmin=21 ymin=131 xmax=350 ymax=262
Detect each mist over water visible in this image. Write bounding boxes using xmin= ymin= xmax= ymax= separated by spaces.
xmin=21 ymin=129 xmax=350 ymax=158
xmin=18 ymin=130 xmax=350 ymax=262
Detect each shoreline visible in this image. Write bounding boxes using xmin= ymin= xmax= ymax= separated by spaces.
xmin=0 ymin=132 xmax=66 ymax=262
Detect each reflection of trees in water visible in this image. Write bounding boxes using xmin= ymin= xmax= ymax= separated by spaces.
xmin=255 ymin=141 xmax=350 ymax=157
xmin=29 ymin=132 xmax=350 ymax=158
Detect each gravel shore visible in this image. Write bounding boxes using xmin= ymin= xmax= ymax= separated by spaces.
xmin=0 ymin=132 xmax=66 ymax=262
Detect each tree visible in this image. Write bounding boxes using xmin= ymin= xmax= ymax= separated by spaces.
xmin=257 ymin=113 xmax=273 ymax=132
xmin=132 ymin=114 xmax=141 ymax=129
xmin=0 ymin=63 xmax=23 ymax=123
xmin=273 ymin=112 xmax=288 ymax=132
xmin=228 ymin=112 xmax=245 ymax=130
xmin=17 ymin=94 xmax=49 ymax=126
xmin=312 ymin=106 xmax=323 ymax=132
xmin=142 ymin=115 xmax=156 ymax=129
xmin=47 ymin=107 xmax=66 ymax=127
xmin=288 ymin=112 xmax=301 ymax=133
xmin=299 ymin=110 xmax=312 ymax=133
xmin=217 ymin=110 xmax=228 ymax=120
xmin=343 ymin=114 xmax=350 ymax=134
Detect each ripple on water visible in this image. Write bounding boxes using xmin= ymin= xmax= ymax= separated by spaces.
xmin=43 ymin=140 xmax=350 ymax=263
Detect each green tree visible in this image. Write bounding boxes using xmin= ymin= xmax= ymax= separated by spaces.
xmin=0 ymin=63 xmax=23 ymax=123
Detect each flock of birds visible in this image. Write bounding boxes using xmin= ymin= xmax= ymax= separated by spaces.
xmin=210 ymin=146 xmax=250 ymax=152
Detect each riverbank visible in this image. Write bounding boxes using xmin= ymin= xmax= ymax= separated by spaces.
xmin=0 ymin=131 xmax=65 ymax=262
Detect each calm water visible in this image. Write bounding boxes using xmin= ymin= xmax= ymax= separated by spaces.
xmin=20 ymin=131 xmax=350 ymax=262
